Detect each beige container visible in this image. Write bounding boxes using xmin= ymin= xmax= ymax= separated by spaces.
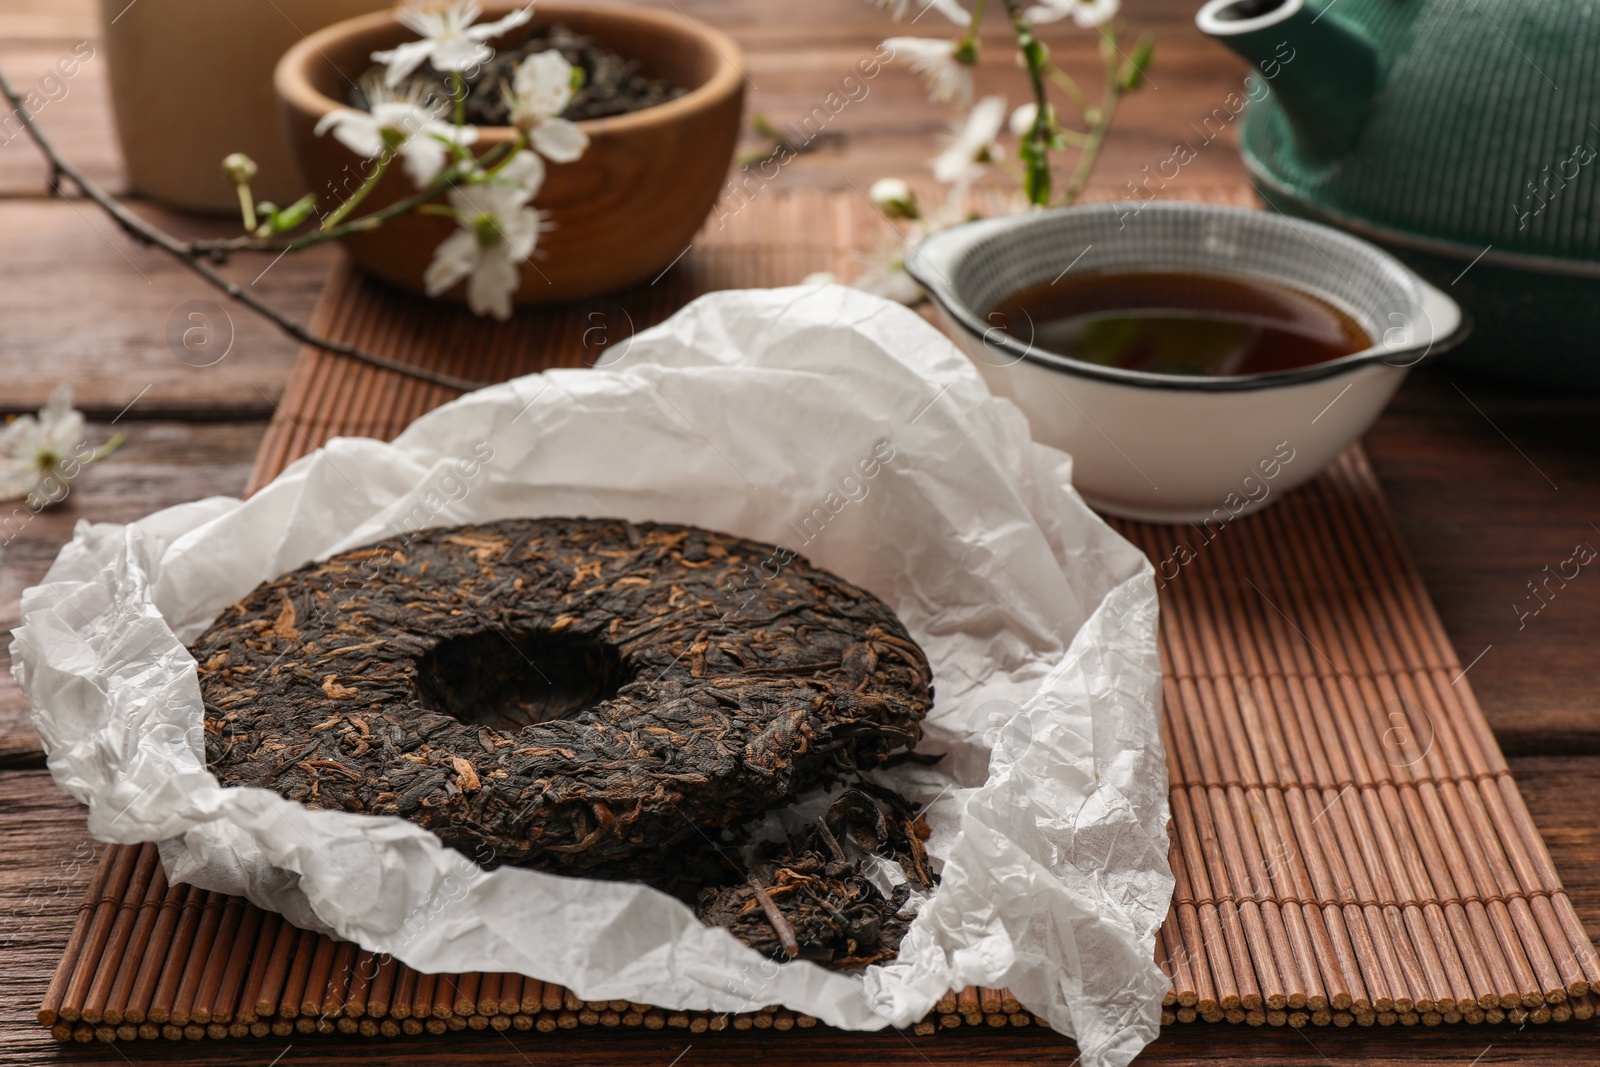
xmin=98 ymin=0 xmax=389 ymax=212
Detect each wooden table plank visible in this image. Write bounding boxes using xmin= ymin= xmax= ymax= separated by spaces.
xmin=0 ymin=421 xmax=267 ymax=766
xmin=0 ymin=0 xmax=96 ymax=43
xmin=3 ymin=1026 xmax=1597 ymax=1067
xmin=0 ymin=40 xmax=123 ymax=199
xmin=2 ymin=757 xmax=1594 ymax=1063
xmin=1370 ymin=375 xmax=1600 ymax=755
xmin=0 ymin=202 xmax=331 ymax=417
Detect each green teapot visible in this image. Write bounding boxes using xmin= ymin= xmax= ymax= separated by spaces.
xmin=1198 ymin=0 xmax=1600 ymax=388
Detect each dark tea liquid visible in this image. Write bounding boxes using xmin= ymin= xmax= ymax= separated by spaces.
xmin=988 ymin=270 xmax=1371 ymax=376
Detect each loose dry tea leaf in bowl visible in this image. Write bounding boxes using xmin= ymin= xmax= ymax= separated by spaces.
xmin=350 ymin=23 xmax=686 ymax=124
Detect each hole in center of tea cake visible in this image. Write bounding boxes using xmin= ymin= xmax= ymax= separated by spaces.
xmin=414 ymin=628 xmax=628 ymax=732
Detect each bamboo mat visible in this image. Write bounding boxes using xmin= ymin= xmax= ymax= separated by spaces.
xmin=36 ymin=189 xmax=1600 ymax=1044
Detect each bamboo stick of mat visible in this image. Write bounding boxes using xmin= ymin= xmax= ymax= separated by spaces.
xmin=370 ymin=952 xmax=402 ymax=1017
xmin=345 ymin=948 xmax=376 ymax=1017
xmin=168 ymin=891 xmax=228 ymax=1026
xmin=144 ymin=882 xmax=206 ymax=1024
xmin=251 ymin=916 xmax=300 ymax=1020
xmin=318 ymin=940 xmax=357 ymax=1019
xmin=410 ymin=970 xmax=438 ymax=1022
xmin=432 ymin=973 xmax=459 ymax=1020
xmin=50 ymin=842 xmax=141 ymax=1023
xmin=102 ymin=859 xmax=172 ymax=1025
xmin=234 ymin=909 xmax=282 ymax=1023
xmin=297 ymin=933 xmax=337 ymax=1018
xmin=392 ymin=961 xmax=419 ymax=1020
xmin=276 ymin=925 xmax=320 ymax=1019
xmin=189 ymin=895 xmax=246 ymax=1024
xmin=209 ymin=901 xmax=262 ymax=1024
xmin=452 ymin=971 xmax=482 ymax=1018
xmin=78 ymin=843 xmax=160 ymax=1024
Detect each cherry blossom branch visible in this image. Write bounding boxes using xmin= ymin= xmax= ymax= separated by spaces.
xmin=959 ymin=0 xmax=987 ymax=56
xmin=1044 ymin=62 xmax=1090 ymax=113
xmin=1001 ymin=0 xmax=1054 ymax=204
xmin=189 ymin=143 xmax=517 ymax=257
xmin=319 ymin=154 xmax=393 ymax=231
xmin=0 ymin=63 xmax=488 ymax=394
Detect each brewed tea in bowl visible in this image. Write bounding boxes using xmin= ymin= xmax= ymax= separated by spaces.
xmin=907 ymin=201 xmax=1468 ymax=523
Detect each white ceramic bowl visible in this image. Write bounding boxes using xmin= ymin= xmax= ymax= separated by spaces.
xmin=907 ymin=202 xmax=1467 ymax=523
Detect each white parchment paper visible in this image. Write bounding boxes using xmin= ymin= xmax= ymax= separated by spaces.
xmin=13 ymin=285 xmax=1170 ymax=1067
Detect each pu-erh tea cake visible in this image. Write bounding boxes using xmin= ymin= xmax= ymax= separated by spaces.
xmin=194 ymin=517 xmax=937 ymax=968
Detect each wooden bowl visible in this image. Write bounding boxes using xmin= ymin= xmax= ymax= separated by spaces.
xmin=275 ymin=2 xmax=745 ymax=305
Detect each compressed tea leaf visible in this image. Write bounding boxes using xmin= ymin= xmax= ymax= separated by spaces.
xmin=695 ymin=790 xmax=936 ymax=969
xmin=195 ymin=517 xmax=937 ymax=968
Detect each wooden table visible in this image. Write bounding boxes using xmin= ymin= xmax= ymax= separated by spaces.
xmin=2 ymin=1 xmax=1596 ymax=1063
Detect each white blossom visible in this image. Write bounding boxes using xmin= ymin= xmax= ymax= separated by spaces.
xmin=508 ymin=50 xmax=589 ymax=163
xmin=1009 ymin=102 xmax=1037 ymax=137
xmin=874 ymin=0 xmax=971 ymax=25
xmin=423 ymin=151 xmax=546 ymax=319
xmin=933 ymin=95 xmax=1006 ymax=186
xmin=1009 ymin=101 xmax=1058 ymax=139
xmin=868 ymin=177 xmax=919 ymax=219
xmin=869 ymin=177 xmax=913 ymax=207
xmin=315 ymin=99 xmax=477 ymax=186
xmin=1025 ymin=0 xmax=1120 ymax=28
xmin=372 ymin=2 xmax=535 ymax=86
xmin=0 ymin=385 xmax=117 ymax=506
xmin=884 ymin=36 xmax=974 ymax=104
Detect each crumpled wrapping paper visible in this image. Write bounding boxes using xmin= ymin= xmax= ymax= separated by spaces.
xmin=13 ymin=285 xmax=1170 ymax=1067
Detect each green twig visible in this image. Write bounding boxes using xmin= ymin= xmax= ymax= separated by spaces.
xmin=85 ymin=432 xmax=126 ymax=463
xmin=963 ymin=0 xmax=988 ymax=46
xmin=235 ymin=184 xmax=257 ymax=232
xmin=478 ymin=131 xmax=530 ymax=179
xmin=450 ymin=70 xmax=468 ymax=127
xmin=1045 ymin=63 xmax=1090 ymax=118
xmin=320 ymin=153 xmax=390 ymax=231
xmin=1001 ymin=0 xmax=1053 ymax=206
